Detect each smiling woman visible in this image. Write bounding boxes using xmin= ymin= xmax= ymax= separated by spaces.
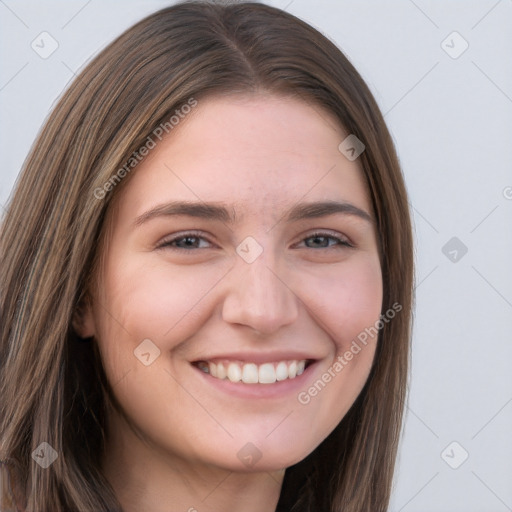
xmin=0 ymin=2 xmax=413 ymax=512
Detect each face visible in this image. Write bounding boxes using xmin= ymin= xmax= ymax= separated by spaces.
xmin=80 ymin=94 xmax=383 ymax=473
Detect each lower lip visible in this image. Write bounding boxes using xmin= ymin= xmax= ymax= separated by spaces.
xmin=191 ymin=362 xmax=319 ymax=399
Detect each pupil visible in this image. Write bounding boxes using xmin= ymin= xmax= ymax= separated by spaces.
xmin=309 ymin=236 xmax=328 ymax=248
xmin=180 ymin=236 xmax=197 ymax=248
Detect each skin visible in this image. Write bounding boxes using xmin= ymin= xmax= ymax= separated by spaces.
xmin=76 ymin=93 xmax=383 ymax=512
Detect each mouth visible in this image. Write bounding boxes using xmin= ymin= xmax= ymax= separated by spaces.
xmin=192 ymin=358 xmax=315 ymax=384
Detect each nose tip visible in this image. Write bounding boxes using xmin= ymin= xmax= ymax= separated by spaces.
xmin=221 ymin=257 xmax=299 ymax=335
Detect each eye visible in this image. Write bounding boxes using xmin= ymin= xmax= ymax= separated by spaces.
xmin=157 ymin=230 xmax=353 ymax=252
xmin=157 ymin=231 xmax=214 ymax=251
xmin=297 ymin=231 xmax=353 ymax=250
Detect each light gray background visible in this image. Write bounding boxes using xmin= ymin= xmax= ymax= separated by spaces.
xmin=1 ymin=1 xmax=511 ymax=510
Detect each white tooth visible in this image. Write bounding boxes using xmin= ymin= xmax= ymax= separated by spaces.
xmin=288 ymin=361 xmax=298 ymax=379
xmin=216 ymin=362 xmax=227 ymax=379
xmin=296 ymin=360 xmax=306 ymax=376
xmin=258 ymin=363 xmax=276 ymax=384
xmin=242 ymin=363 xmax=258 ymax=383
xmin=275 ymin=362 xmax=288 ymax=381
xmin=227 ymin=362 xmax=242 ymax=382
xmin=209 ymin=362 xmax=217 ymax=377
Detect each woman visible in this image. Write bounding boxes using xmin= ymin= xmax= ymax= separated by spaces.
xmin=0 ymin=1 xmax=413 ymax=511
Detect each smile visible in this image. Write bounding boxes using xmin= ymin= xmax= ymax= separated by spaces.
xmin=193 ymin=359 xmax=310 ymax=384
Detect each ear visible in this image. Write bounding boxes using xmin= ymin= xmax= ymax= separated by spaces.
xmin=72 ymin=294 xmax=96 ymax=339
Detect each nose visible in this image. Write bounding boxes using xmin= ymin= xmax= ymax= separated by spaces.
xmin=221 ymin=250 xmax=299 ymax=336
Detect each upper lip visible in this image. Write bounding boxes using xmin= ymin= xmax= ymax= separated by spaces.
xmin=191 ymin=351 xmax=320 ymax=365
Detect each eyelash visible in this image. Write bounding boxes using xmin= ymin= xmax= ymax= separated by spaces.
xmin=157 ymin=230 xmax=353 ymax=252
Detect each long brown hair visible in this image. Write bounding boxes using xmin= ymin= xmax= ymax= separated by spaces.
xmin=0 ymin=2 xmax=413 ymax=510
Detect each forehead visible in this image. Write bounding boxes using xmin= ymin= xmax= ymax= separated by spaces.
xmin=114 ymin=93 xmax=371 ymax=224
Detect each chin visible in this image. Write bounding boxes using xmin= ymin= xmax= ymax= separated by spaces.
xmin=195 ymin=432 xmax=318 ymax=473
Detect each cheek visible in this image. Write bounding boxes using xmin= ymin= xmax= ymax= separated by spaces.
xmin=289 ymin=254 xmax=383 ymax=438
xmin=92 ymin=255 xmax=232 ymax=376
xmin=91 ymin=257 xmax=233 ymax=453
xmin=302 ymin=254 xmax=383 ymax=350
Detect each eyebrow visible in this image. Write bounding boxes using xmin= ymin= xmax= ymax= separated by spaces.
xmin=133 ymin=200 xmax=373 ymax=227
